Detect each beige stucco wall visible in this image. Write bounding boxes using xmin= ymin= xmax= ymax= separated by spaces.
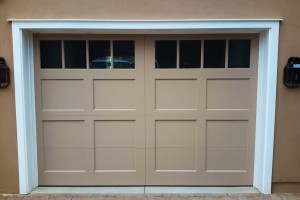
xmin=0 ymin=0 xmax=300 ymax=193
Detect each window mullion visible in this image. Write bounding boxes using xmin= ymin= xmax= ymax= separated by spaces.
xmin=177 ymin=40 xmax=179 ymax=69
xmin=110 ymin=40 xmax=114 ymax=69
xmin=225 ymin=39 xmax=229 ymax=68
xmin=62 ymin=40 xmax=65 ymax=69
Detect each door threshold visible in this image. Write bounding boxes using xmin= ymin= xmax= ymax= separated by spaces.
xmin=31 ymin=186 xmax=260 ymax=194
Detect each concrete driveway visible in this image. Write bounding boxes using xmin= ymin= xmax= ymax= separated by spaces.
xmin=1 ymin=194 xmax=300 ymax=200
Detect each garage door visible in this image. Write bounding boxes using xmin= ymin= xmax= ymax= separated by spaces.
xmin=34 ymin=34 xmax=258 ymax=186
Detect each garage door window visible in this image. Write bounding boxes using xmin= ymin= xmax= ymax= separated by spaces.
xmin=154 ymin=39 xmax=251 ymax=69
xmin=180 ymin=40 xmax=201 ymax=68
xmin=113 ymin=41 xmax=135 ymax=69
xmin=40 ymin=40 xmax=135 ymax=69
xmin=155 ymin=40 xmax=177 ymax=68
xmin=40 ymin=40 xmax=62 ymax=69
xmin=228 ymin=40 xmax=251 ymax=68
xmin=89 ymin=40 xmax=110 ymax=69
xmin=204 ymin=40 xmax=226 ymax=68
xmin=64 ymin=40 xmax=87 ymax=69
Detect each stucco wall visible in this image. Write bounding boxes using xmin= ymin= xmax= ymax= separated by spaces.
xmin=0 ymin=0 xmax=300 ymax=193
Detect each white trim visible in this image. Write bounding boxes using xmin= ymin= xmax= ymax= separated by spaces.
xmin=11 ymin=19 xmax=280 ymax=195
xmin=11 ymin=20 xmax=279 ymax=30
xmin=8 ymin=19 xmax=283 ymax=22
xmin=12 ymin=29 xmax=38 ymax=195
xmin=253 ymin=24 xmax=280 ymax=194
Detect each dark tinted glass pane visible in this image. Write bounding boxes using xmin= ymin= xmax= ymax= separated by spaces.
xmin=204 ymin=40 xmax=226 ymax=68
xmin=228 ymin=40 xmax=251 ymax=68
xmin=155 ymin=40 xmax=177 ymax=68
xmin=64 ymin=40 xmax=86 ymax=69
xmin=180 ymin=40 xmax=201 ymax=68
xmin=113 ymin=41 xmax=135 ymax=69
xmin=89 ymin=40 xmax=111 ymax=69
xmin=40 ymin=40 xmax=62 ymax=68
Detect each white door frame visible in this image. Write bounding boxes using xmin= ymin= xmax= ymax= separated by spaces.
xmin=9 ymin=19 xmax=280 ymax=194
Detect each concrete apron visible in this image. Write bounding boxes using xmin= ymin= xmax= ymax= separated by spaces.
xmin=31 ymin=187 xmax=259 ymax=194
xmin=1 ymin=193 xmax=300 ymax=200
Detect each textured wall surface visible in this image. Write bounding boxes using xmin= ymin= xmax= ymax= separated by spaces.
xmin=0 ymin=0 xmax=300 ymax=193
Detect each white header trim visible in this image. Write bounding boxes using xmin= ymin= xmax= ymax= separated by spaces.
xmin=10 ymin=20 xmax=280 ymax=30
xmin=8 ymin=19 xmax=283 ymax=22
xmin=11 ymin=19 xmax=280 ymax=195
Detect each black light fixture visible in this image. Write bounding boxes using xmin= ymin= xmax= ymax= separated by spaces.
xmin=284 ymin=57 xmax=300 ymax=88
xmin=0 ymin=57 xmax=10 ymax=88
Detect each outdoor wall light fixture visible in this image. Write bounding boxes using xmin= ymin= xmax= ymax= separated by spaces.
xmin=284 ymin=57 xmax=300 ymax=88
xmin=0 ymin=57 xmax=10 ymax=88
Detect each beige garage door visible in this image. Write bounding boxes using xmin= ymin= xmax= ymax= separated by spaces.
xmin=34 ymin=34 xmax=258 ymax=186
